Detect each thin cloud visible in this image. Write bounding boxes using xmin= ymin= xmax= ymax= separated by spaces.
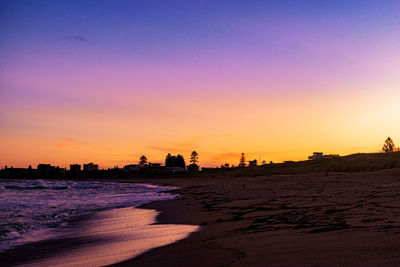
xmin=53 ymin=138 xmax=89 ymax=149
xmin=52 ymin=138 xmax=111 ymax=151
xmin=112 ymin=153 xmax=139 ymax=157
xmin=147 ymin=146 xmax=193 ymax=153
xmin=147 ymin=138 xmax=202 ymax=154
xmin=62 ymin=138 xmax=88 ymax=144
xmin=66 ymin=35 xmax=87 ymax=42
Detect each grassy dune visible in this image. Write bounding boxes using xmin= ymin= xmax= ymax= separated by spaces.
xmin=236 ymin=152 xmax=400 ymax=176
xmin=200 ymin=152 xmax=400 ymax=177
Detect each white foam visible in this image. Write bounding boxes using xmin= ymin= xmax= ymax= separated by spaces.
xmin=31 ymin=179 xmax=48 ymax=188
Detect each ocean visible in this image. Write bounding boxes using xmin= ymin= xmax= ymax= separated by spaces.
xmin=0 ymin=179 xmax=177 ymax=252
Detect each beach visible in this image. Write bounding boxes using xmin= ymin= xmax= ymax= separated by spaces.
xmin=2 ymin=168 xmax=400 ymax=266
xmin=116 ymin=168 xmax=400 ymax=266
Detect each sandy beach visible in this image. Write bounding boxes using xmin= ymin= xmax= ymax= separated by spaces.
xmin=2 ymin=168 xmax=400 ymax=266
xmin=115 ymin=168 xmax=400 ymax=266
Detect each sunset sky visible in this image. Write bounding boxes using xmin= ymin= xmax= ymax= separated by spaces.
xmin=1 ymin=0 xmax=400 ymax=168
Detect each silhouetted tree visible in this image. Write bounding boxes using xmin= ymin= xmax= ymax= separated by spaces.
xmin=190 ymin=151 xmax=199 ymax=165
xmin=382 ymin=137 xmax=396 ymax=153
xmin=176 ymin=154 xmax=186 ymax=169
xmin=139 ymin=155 xmax=148 ymax=166
xmin=187 ymin=163 xmax=199 ymax=172
xmin=165 ymin=153 xmax=186 ymax=168
xmin=165 ymin=153 xmax=173 ymax=167
xmin=262 ymin=160 xmax=266 ymax=165
xmin=187 ymin=151 xmax=199 ymax=172
xmin=239 ymin=153 xmax=246 ymax=167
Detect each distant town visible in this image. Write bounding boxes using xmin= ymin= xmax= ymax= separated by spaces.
xmin=0 ymin=151 xmax=343 ymax=179
xmin=0 ymin=150 xmax=341 ymax=179
xmin=1 ymin=137 xmax=398 ymax=179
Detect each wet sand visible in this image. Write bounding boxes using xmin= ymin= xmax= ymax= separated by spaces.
xmin=115 ymin=168 xmax=400 ymax=266
xmin=2 ymin=168 xmax=400 ymax=266
xmin=0 ymin=207 xmax=198 ymax=266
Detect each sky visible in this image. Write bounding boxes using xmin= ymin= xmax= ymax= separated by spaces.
xmin=1 ymin=0 xmax=400 ymax=168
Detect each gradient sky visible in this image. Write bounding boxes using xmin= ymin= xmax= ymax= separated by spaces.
xmin=1 ymin=0 xmax=400 ymax=168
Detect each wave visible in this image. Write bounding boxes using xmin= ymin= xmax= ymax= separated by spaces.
xmin=2 ymin=180 xmax=59 ymax=190
xmin=4 ymin=185 xmax=69 ymax=190
xmin=0 ymin=179 xmax=177 ymax=252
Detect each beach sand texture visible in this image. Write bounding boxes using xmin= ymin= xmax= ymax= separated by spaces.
xmin=116 ymin=168 xmax=400 ymax=266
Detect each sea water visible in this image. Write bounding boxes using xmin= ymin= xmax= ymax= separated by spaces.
xmin=0 ymin=179 xmax=176 ymax=252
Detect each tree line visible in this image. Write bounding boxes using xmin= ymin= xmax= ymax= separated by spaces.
xmin=137 ymin=151 xmax=200 ymax=170
xmin=136 ymin=137 xmax=398 ymax=171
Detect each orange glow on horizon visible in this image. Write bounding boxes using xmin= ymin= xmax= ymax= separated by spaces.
xmin=1 ymin=86 xmax=399 ymax=169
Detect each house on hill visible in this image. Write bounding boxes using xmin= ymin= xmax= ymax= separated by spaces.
xmin=123 ymin=164 xmax=140 ymax=172
xmin=308 ymin=152 xmax=339 ymax=160
xmin=248 ymin=160 xmax=258 ymax=167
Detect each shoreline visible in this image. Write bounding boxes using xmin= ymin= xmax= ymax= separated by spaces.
xmin=0 ymin=180 xmax=180 ymax=254
xmin=0 ymin=206 xmax=198 ymax=266
xmin=112 ymin=194 xmax=246 ymax=267
xmin=0 ymin=183 xmax=199 ymax=267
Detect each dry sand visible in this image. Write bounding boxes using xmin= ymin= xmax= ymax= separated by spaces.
xmin=114 ymin=168 xmax=400 ymax=266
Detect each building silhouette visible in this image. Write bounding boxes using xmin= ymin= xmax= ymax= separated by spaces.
xmin=69 ymin=164 xmax=81 ymax=176
xmin=248 ymin=160 xmax=258 ymax=167
xmin=308 ymin=152 xmax=339 ymax=160
xmin=83 ymin=163 xmax=98 ymax=171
